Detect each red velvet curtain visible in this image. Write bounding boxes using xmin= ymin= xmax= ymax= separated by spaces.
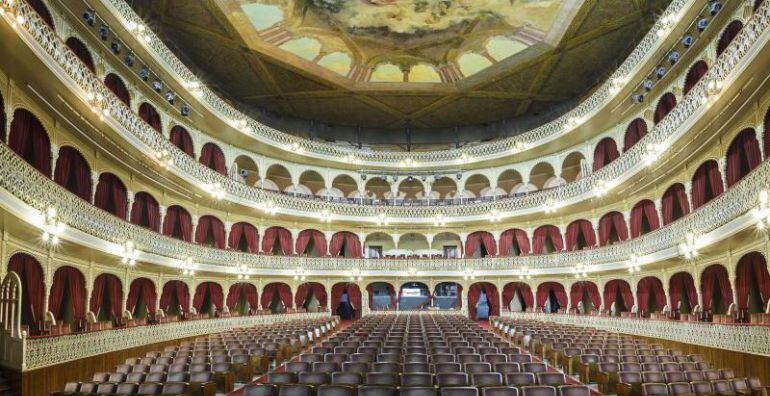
xmin=90 ymin=274 xmax=123 ymax=319
xmin=662 ymin=184 xmax=690 ymax=225
xmin=598 ymin=212 xmax=628 ymax=246
xmin=331 ymin=283 xmax=361 ymax=318
xmin=683 ymin=61 xmax=708 ymax=95
xmin=94 ymin=173 xmax=128 ymax=219
xmin=139 ymin=103 xmax=162 ymax=133
xmin=700 ymin=265 xmax=733 ymax=311
xmin=593 ymin=138 xmax=619 ymax=171
xmin=532 ymin=225 xmax=563 ymax=254
xmin=536 ymin=282 xmax=567 ymax=310
xmin=623 ymin=118 xmax=648 ymax=152
xmin=54 ymin=147 xmax=92 ymax=202
xmin=9 ymin=109 xmax=52 ymax=176
xmin=28 ymin=0 xmax=55 ymax=29
xmin=654 ymin=93 xmax=677 ymax=125
xmin=105 ymin=74 xmax=131 ymax=106
xmin=502 ymin=282 xmax=534 ymax=310
xmin=261 ymin=283 xmax=292 ymax=310
xmin=261 ymin=227 xmax=293 ymax=255
xmin=130 ymin=192 xmax=161 ymax=232
xmin=630 ymin=200 xmax=660 ymax=238
xmin=170 ymin=126 xmax=194 ymax=157
xmin=193 ymin=282 xmax=223 ymax=312
xmin=48 ymin=266 xmax=86 ymax=321
xmin=199 ymin=143 xmax=227 ymax=175
xmin=717 ymin=21 xmax=743 ymax=56
xmin=228 ymin=222 xmax=259 ymax=253
xmin=692 ymin=161 xmax=724 ymax=209
xmin=295 ymin=282 xmax=327 ymax=309
xmin=65 ymin=37 xmax=95 ymax=72
xmin=330 ymin=232 xmax=361 ymax=258
xmin=498 ymin=229 xmax=530 ymax=256
xmin=603 ymin=280 xmax=634 ymax=311
xmin=195 ymin=215 xmax=226 ymax=249
xmin=464 ymin=231 xmax=497 ymax=257
xmin=296 ymin=229 xmax=328 ymax=256
xmin=764 ymin=108 xmax=770 ymax=156
xmin=726 ymin=129 xmax=761 ymax=187
xmin=127 ymin=278 xmax=157 ymax=315
xmin=735 ymin=252 xmax=770 ymax=310
xmin=0 ymin=93 xmax=5 ymax=142
xmin=160 ymin=281 xmax=189 ymax=313
xmin=468 ymin=282 xmax=499 ymax=320
xmin=637 ymin=277 xmax=666 ymax=313
xmin=570 ymin=282 xmax=601 ymax=310
xmin=8 ymin=253 xmax=45 ymax=324
xmin=226 ymin=283 xmax=259 ymax=311
xmin=565 ymin=220 xmax=596 ymax=251
xmin=669 ymin=272 xmax=697 ymax=313
xmin=162 ymin=206 xmax=193 ymax=242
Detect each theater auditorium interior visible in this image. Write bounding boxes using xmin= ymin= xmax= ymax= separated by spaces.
xmin=1 ymin=0 xmax=770 ymax=395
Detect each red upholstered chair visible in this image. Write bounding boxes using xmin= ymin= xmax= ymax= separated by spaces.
xmin=402 ymin=373 xmax=434 ymax=387
xmin=357 ymin=385 xmax=398 ymax=396
xmin=402 ymin=387 xmax=439 ymax=396
xmin=299 ymin=371 xmax=329 ymax=385
xmin=332 ymin=372 xmax=363 ymax=386
xmin=558 ymin=385 xmax=591 ymax=396
xmin=436 ymin=373 xmax=470 ymax=387
xmin=440 ymin=387 xmax=479 ymax=396
xmin=482 ymin=387 xmax=519 ymax=396
xmin=642 ymin=383 xmax=670 ymax=396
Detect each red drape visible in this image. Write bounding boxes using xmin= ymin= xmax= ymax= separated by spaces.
xmin=536 ymin=282 xmax=567 ymax=310
xmin=226 ymin=283 xmax=259 ymax=311
xmin=199 ymin=143 xmax=227 ymax=175
xmin=228 ymin=222 xmax=259 ymax=253
xmin=630 ymin=200 xmax=660 ymax=238
xmin=565 ymin=220 xmax=596 ymax=251
xmin=735 ymin=252 xmax=770 ymax=311
xmin=65 ymin=37 xmax=95 ymax=72
xmin=365 ymin=283 xmax=397 ymax=309
xmin=764 ymin=108 xmax=770 ymax=156
xmin=498 ymin=229 xmax=530 ymax=256
xmin=261 ymin=227 xmax=293 ymax=255
xmin=105 ymin=74 xmax=131 ymax=106
xmin=94 ymin=173 xmax=128 ymax=219
xmin=170 ymin=126 xmax=194 ymax=157
xmin=683 ymin=61 xmax=708 ymax=95
xmin=139 ymin=103 xmax=162 ymax=133
xmin=195 ymin=215 xmax=226 ymax=249
xmin=636 ymin=277 xmax=666 ymax=314
xmin=717 ymin=21 xmax=743 ymax=56
xmin=654 ymin=93 xmax=677 ymax=125
xmin=8 ymin=253 xmax=45 ymax=325
xmin=700 ymin=265 xmax=733 ymax=311
xmin=193 ymin=282 xmax=224 ymax=313
xmin=598 ymin=212 xmax=628 ymax=246
xmin=532 ymin=225 xmax=564 ymax=254
xmin=160 ymin=281 xmax=190 ymax=313
xmin=502 ymin=282 xmax=534 ymax=310
xmin=603 ymin=280 xmax=634 ymax=312
xmin=330 ymin=232 xmax=362 ymax=258
xmin=570 ymin=282 xmax=601 ymax=310
xmin=90 ymin=274 xmax=123 ymax=319
xmin=9 ymin=109 xmax=52 ymax=176
xmin=48 ymin=266 xmax=86 ymax=321
xmin=0 ymin=93 xmax=5 ymax=142
xmin=130 ymin=192 xmax=160 ymax=232
xmin=691 ymin=160 xmax=724 ymax=209
xmin=28 ymin=0 xmax=55 ymax=29
xmin=623 ymin=118 xmax=648 ymax=152
xmin=468 ymin=282 xmax=499 ymax=320
xmin=331 ymin=283 xmax=362 ymax=319
xmin=54 ymin=146 xmax=92 ymax=202
xmin=593 ymin=138 xmax=619 ymax=171
xmin=261 ymin=283 xmax=292 ymax=310
xmin=726 ymin=129 xmax=761 ymax=187
xmin=295 ymin=282 xmax=327 ymax=309
xmin=464 ymin=231 xmax=497 ymax=257
xmin=669 ymin=272 xmax=697 ymax=313
xmin=662 ymin=183 xmax=690 ymax=225
xmin=127 ymin=278 xmax=157 ymax=315
xmin=162 ymin=206 xmax=193 ymax=242
xmin=296 ymin=229 xmax=328 ymax=256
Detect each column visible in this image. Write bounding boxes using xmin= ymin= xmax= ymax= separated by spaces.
xmin=122 ymin=274 xmax=129 ymax=315
xmin=654 ymin=198 xmax=664 ymax=229
xmin=459 ymin=233 xmax=469 ymax=258
xmin=718 ymin=157 xmax=728 ymax=192
xmin=356 ymin=233 xmax=367 ymax=257
xmin=491 ymin=230 xmax=501 ymax=255
xmin=190 ymin=216 xmax=199 ymax=241
xmin=425 ymin=234 xmax=435 ymax=251
xmin=51 ymin=145 xmax=59 ymax=175
xmin=158 ymin=206 xmax=167 ymax=232
xmin=622 ymin=211 xmax=632 ymax=240
xmin=598 ymin=283 xmax=606 ymax=311
xmin=323 ymin=231 xmax=335 ymax=257
xmin=424 ymin=180 xmax=433 ymax=203
xmin=126 ymin=191 xmax=135 ymax=221
xmin=224 ymin=222 xmax=233 ymax=249
xmin=91 ymin=171 xmax=100 ymax=203
xmin=729 ymin=270 xmax=738 ymax=315
xmin=189 ymin=282 xmax=196 ymax=314
xmin=155 ymin=276 xmax=163 ymax=314
xmin=684 ymin=181 xmax=694 ymax=211
xmin=257 ymin=226 xmax=267 ymax=253
xmin=460 ymin=287 xmax=468 ymax=316
xmin=392 ymin=234 xmax=402 ymax=250
xmin=630 ymin=279 xmax=639 ymax=313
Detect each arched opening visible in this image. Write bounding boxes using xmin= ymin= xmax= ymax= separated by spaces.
xmin=529 ymin=162 xmax=556 ymax=190
xmin=48 ymin=266 xmax=86 ymax=328
xmin=367 ymin=282 xmax=396 ymax=311
xmin=497 ymin=169 xmax=524 ymax=194
xmin=691 ymin=160 xmax=724 ymax=209
xmin=330 ymin=231 xmax=362 ymax=258
xmin=127 ymin=278 xmax=156 ymax=320
xmin=261 ymin=226 xmax=292 ymax=255
xmin=726 ymin=128 xmax=761 ymax=187
xmin=227 ymin=283 xmax=258 ymax=315
xmin=565 ymin=219 xmax=596 ymax=251
xmin=160 ymin=280 xmax=189 ymax=316
xmin=468 ymin=282 xmax=499 ymax=320
xmin=228 ymin=222 xmax=259 ymax=253
xmin=536 ymin=282 xmax=567 ymax=314
xmin=561 ymin=152 xmax=585 ymax=182
xmin=193 ymin=282 xmax=223 ymax=317
xmin=195 ymin=215 xmax=226 ymax=249
xmin=499 ymin=229 xmax=530 ymax=256
xmin=432 ymin=232 xmax=462 ymax=258
xmin=465 ymin=231 xmax=497 ymax=258
xmin=262 ymin=282 xmax=292 ymax=314
xmin=138 ymin=103 xmax=162 ymax=133
xmin=433 ymin=282 xmax=461 ymax=309
xmin=262 ymin=164 xmax=291 ymax=192
xmin=701 ymin=264 xmax=733 ymax=316
xmin=593 ymin=138 xmax=619 ymax=171
xmin=332 ymin=282 xmax=361 ymax=320
xmin=295 ymin=229 xmax=327 ymax=257
xmin=653 ymin=93 xmax=676 ymax=125
xmin=735 ymin=252 xmax=770 ymax=317
xmin=105 ymin=73 xmax=131 ymax=106
xmin=329 ymin=174 xmax=357 ymax=199
xmin=8 ymin=253 xmax=45 ymax=335
xmin=432 ymin=176 xmax=458 ymax=199
xmin=463 ymin=174 xmax=491 ymax=199
xmin=532 ymin=225 xmax=563 ymax=254
xmin=399 ymin=282 xmax=430 ymax=310
xmin=162 ymin=205 xmax=193 ymax=242
xmin=683 ymin=61 xmax=708 ymax=95
xmin=9 ymin=109 xmax=52 ymax=176
xmin=364 ymin=177 xmax=390 ymax=200
xmin=130 ymin=192 xmax=160 ymax=232
xmin=603 ymin=279 xmax=633 ymax=316
xmin=199 ymin=143 xmax=227 ymax=175
xmin=502 ymin=282 xmax=533 ymax=313
xmin=623 ymin=118 xmax=648 ymax=152
xmin=364 ymin=232 xmax=395 ymax=258
xmin=764 ymin=107 xmax=770 ymax=155
xmin=630 ymin=200 xmax=660 ymax=238
xmin=233 ymin=155 xmax=258 ymax=185
xmin=661 ymin=183 xmax=690 ymax=225
xmin=170 ymin=126 xmax=194 ymax=157
xmin=28 ymin=0 xmax=55 ymax=29
xmin=90 ymin=273 xmax=123 ymax=323
xmin=669 ymin=272 xmax=697 ymax=318
xmin=636 ymin=277 xmax=666 ymax=317
xmin=94 ymin=173 xmax=127 ymax=218
xmin=570 ymin=281 xmax=600 ymax=314
xmin=401 ymin=233 xmax=432 ymax=257
xmin=717 ymin=20 xmax=744 ymax=56
xmin=598 ymin=211 xmax=628 ymax=246
xmin=397 ymin=177 xmax=425 ymax=200
xmin=294 ymin=282 xmax=326 ymax=313
xmin=295 ymin=170 xmax=324 ymax=197
xmin=65 ymin=37 xmax=95 ymax=72
xmin=54 ymin=147 xmax=92 ymax=202
xmin=0 ymin=91 xmax=5 ymax=142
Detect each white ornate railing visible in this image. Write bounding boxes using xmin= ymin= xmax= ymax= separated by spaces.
xmin=498 ymin=312 xmax=770 ymax=357
xmin=23 ymin=312 xmax=332 ymax=371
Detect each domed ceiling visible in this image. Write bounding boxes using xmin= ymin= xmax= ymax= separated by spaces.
xmin=131 ymin=0 xmax=669 ymax=145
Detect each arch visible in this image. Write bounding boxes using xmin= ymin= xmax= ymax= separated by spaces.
xmin=264 ymin=164 xmax=292 ymax=192
xmin=593 ymin=138 xmax=619 ymax=171
xmin=65 ymin=37 xmax=95 ymax=72
xmin=7 ymin=253 xmax=44 ymax=334
xmin=465 ymin=231 xmax=497 ymax=258
xmin=367 ymin=282 xmax=396 ymax=310
xmin=90 ymin=273 xmax=123 ymax=322
xmin=262 ymin=282 xmax=292 ymax=313
xmin=570 ymin=281 xmax=601 ymax=314
xmin=398 ymin=282 xmax=430 ymax=310
xmin=691 ymin=160 xmax=724 ymax=209
xmin=331 ymin=282 xmax=362 ymax=319
xmin=330 ymin=231 xmax=362 ymax=258
xmin=130 ymin=192 xmax=160 ymax=232
xmin=330 ymin=174 xmax=358 ymax=198
xmin=294 ymin=282 xmax=326 ymax=312
xmin=498 ymin=229 xmax=530 ymax=256
xmin=199 ymin=143 xmax=227 ymax=175
xmin=28 ymin=0 xmax=55 ymax=29
xmin=636 ymin=276 xmax=666 ymax=317
xmin=683 ymin=60 xmax=708 ymax=95
xmin=170 ymin=126 xmax=194 ymax=157
xmin=700 ymin=264 xmax=733 ymax=315
xmin=529 ymin=162 xmax=556 ymax=190
xmin=9 ymin=109 xmax=52 ymax=176
xmin=431 ymin=232 xmax=462 ymax=258
xmin=468 ymin=282 xmax=499 ymax=320
xmin=565 ymin=219 xmax=596 ymax=251
xmin=233 ymin=155 xmax=258 ymax=186
xmin=297 ymin=170 xmax=325 ymax=196
xmin=735 ymin=252 xmax=770 ymax=314
xmin=397 ymin=177 xmax=425 ymax=200
xmin=398 ymin=233 xmax=430 ymax=254
xmin=598 ymin=211 xmax=628 ymax=246
xmin=226 ymin=283 xmax=258 ymax=315
xmin=193 ymin=282 xmax=223 ymax=315
xmin=195 ymin=215 xmax=226 ymax=249
xmin=603 ymin=279 xmax=633 ymax=315
xmin=669 ymin=272 xmax=697 ymax=316
xmin=630 ymin=199 xmax=660 ymax=238
xmin=433 ymin=282 xmax=461 ymax=309
xmin=532 ymin=225 xmax=563 ymax=254
xmin=661 ymin=183 xmax=690 ymax=225
xmin=48 ymin=266 xmax=86 ymax=324
xmin=95 ymin=173 xmax=128 ymax=218
xmin=764 ymin=107 xmax=770 ymax=155
xmin=561 ymin=152 xmax=585 ymax=182
xmin=653 ymin=93 xmax=676 ymax=125
xmin=160 ymin=280 xmax=189 ymax=315
xmin=105 ymin=73 xmax=131 ymax=106
xmin=363 ymin=177 xmax=390 ymax=200
xmin=138 ymin=103 xmax=162 ymax=133
xmin=229 ymin=222 xmax=259 ymax=253
xmin=536 ymin=282 xmax=567 ymax=313
xmin=295 ymin=229 xmax=327 ymax=257
xmin=0 ymin=90 xmax=5 ymax=142
xmin=726 ymin=128 xmax=761 ymax=187
xmin=502 ymin=282 xmax=533 ymax=312
xmin=162 ymin=205 xmax=193 ymax=242
xmin=432 ymin=176 xmax=458 ymax=199
xmin=262 ymin=226 xmax=292 ymax=255
xmin=717 ymin=20 xmax=744 ymax=56
xmin=623 ymin=118 xmax=648 ymax=152
xmin=364 ymin=232 xmax=395 ymax=258
xmin=54 ymin=146 xmax=92 ymax=202
xmin=127 ymin=277 xmax=156 ymax=319
xmin=497 ymin=169 xmax=524 ymax=193
xmin=464 ymin=174 xmax=491 ymax=198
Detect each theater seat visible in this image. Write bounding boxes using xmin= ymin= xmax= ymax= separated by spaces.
xmin=441 ymin=387 xmax=479 ymax=396
xmin=244 ymin=383 xmax=277 ymax=396
xmin=521 ymin=385 xmax=557 ymax=396
xmin=482 ymin=387 xmax=519 ymax=396
xmin=401 ymin=387 xmax=439 ymax=396
xmin=318 ymin=385 xmax=355 ymax=396
xmin=161 ymin=382 xmax=189 ymax=395
xmin=367 ymin=372 xmax=400 ymax=385
xmin=342 ymin=362 xmax=370 ymax=373
xmin=372 ymin=362 xmax=401 ymax=373
xmin=268 ymin=372 xmax=297 ymax=384
xmin=536 ymin=373 xmax=565 ymax=386
xmin=691 ymin=381 xmax=713 ymax=396
xmin=286 ymin=362 xmax=311 ymax=373
xmin=494 ymin=363 xmax=520 ymax=374
xmin=137 ymin=383 xmax=162 ymax=395
xmin=402 ymin=373 xmax=434 ymax=387
xmin=333 ymin=372 xmax=364 ymax=386
xmin=436 ymin=373 xmax=470 ymax=387
xmin=280 ymin=384 xmax=315 ymax=396
xmin=558 ymin=385 xmax=590 ymax=396
xmin=358 ymin=385 xmax=399 ymax=396
xmin=712 ymin=380 xmax=736 ymax=396
xmin=435 ymin=363 xmax=463 ymax=373
xmin=299 ymin=371 xmax=330 ymax=385
xmin=505 ymin=373 xmax=536 ymax=386
xmin=404 ymin=363 xmax=431 ymax=373
xmin=472 ymin=372 xmax=504 ymax=387
xmin=642 ymin=383 xmax=669 ymax=396
xmin=522 ymin=363 xmax=547 ymax=374
xmin=667 ymin=382 xmax=692 ymax=395
xmin=95 ymin=383 xmax=116 ymax=394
